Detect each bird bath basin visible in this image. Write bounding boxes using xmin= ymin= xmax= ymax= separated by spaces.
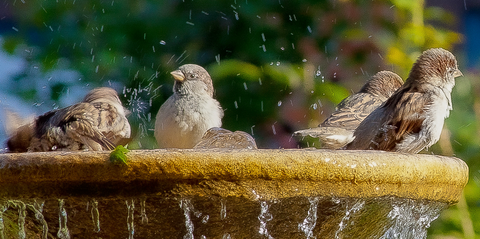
xmin=0 ymin=149 xmax=468 ymax=238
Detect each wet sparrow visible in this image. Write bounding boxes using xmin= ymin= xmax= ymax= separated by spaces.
xmin=346 ymin=48 xmax=462 ymax=153
xmin=155 ymin=64 xmax=223 ymax=148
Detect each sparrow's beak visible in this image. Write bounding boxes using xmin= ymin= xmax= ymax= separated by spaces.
xmin=170 ymin=70 xmax=185 ymax=82
xmin=454 ymin=69 xmax=463 ymax=78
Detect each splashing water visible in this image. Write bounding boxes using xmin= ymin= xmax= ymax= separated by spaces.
xmin=57 ymin=199 xmax=70 ymax=239
xmin=123 ymin=81 xmax=160 ymax=139
xmin=379 ymin=199 xmax=446 ymax=239
xmin=126 ymin=199 xmax=135 ymax=239
xmin=91 ymin=199 xmax=100 ymax=233
xmin=298 ymin=197 xmax=319 ymax=239
xmin=258 ymin=201 xmax=274 ymax=239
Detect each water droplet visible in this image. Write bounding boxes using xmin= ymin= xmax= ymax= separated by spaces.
xmin=302 ymin=59 xmax=307 ymax=62
xmin=277 ymin=101 xmax=282 ymax=106
xmin=160 ymin=40 xmax=166 ymax=45
xmin=307 ymin=25 xmax=312 ymax=33
xmin=312 ymin=103 xmax=318 ymax=110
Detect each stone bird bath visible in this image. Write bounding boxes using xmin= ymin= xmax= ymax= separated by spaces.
xmin=0 ymin=149 xmax=468 ymax=238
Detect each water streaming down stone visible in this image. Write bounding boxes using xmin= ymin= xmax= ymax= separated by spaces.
xmin=0 ymin=202 xmax=6 ymax=239
xmin=13 ymin=201 xmax=26 ymax=239
xmin=126 ymin=199 xmax=135 ymax=239
xmin=29 ymin=200 xmax=48 ymax=239
xmin=57 ymin=199 xmax=70 ymax=239
xmin=180 ymin=198 xmax=195 ymax=239
xmin=140 ymin=198 xmax=148 ymax=224
xmin=258 ymin=200 xmax=275 ymax=239
xmin=335 ymin=199 xmax=366 ymax=238
xmin=0 ymin=195 xmax=455 ymax=238
xmin=298 ymin=197 xmax=319 ymax=239
xmin=90 ymin=199 xmax=100 ymax=233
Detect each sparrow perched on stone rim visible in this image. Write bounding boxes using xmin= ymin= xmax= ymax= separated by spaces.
xmin=6 ymin=87 xmax=131 ymax=152
xmin=154 ymin=64 xmax=224 ymax=149
xmin=294 ymin=71 xmax=403 ymax=149
xmin=346 ymin=48 xmax=462 ymax=153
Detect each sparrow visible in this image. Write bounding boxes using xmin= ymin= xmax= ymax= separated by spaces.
xmin=193 ymin=127 xmax=258 ymax=149
xmin=154 ymin=64 xmax=224 ymax=148
xmin=346 ymin=48 xmax=462 ymax=153
xmin=6 ymin=87 xmax=131 ymax=152
xmin=294 ymin=71 xmax=403 ymax=149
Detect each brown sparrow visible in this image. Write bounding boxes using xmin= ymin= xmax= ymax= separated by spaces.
xmin=7 ymin=87 xmax=131 ymax=152
xmin=193 ymin=127 xmax=258 ymax=149
xmin=346 ymin=48 xmax=462 ymax=153
xmin=294 ymin=71 xmax=403 ymax=149
xmin=155 ymin=64 xmax=223 ymax=148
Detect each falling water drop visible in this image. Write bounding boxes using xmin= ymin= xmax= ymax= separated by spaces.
xmin=312 ymin=103 xmax=318 ymax=110
xmin=223 ymin=233 xmax=231 ymax=239
xmin=220 ymin=199 xmax=227 ymax=220
xmin=57 ymin=199 xmax=71 ymax=239
xmin=277 ymin=101 xmax=282 ymax=106
xmin=201 ymin=215 xmax=209 ymax=224
xmin=126 ymin=200 xmax=135 ymax=239
xmin=160 ymin=40 xmax=166 ymax=45
xmin=91 ymin=199 xmax=100 ymax=233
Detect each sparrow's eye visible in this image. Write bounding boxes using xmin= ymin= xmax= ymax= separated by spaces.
xmin=188 ymin=73 xmax=197 ymax=79
xmin=447 ymin=68 xmax=456 ymax=75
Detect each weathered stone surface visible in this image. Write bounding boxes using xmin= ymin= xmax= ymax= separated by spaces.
xmin=0 ymin=149 xmax=468 ymax=203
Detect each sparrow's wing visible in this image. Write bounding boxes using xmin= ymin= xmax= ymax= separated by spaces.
xmin=294 ymin=127 xmax=354 ymax=149
xmin=371 ymin=91 xmax=430 ymax=152
xmin=90 ymin=101 xmax=131 ymax=146
xmin=194 ymin=127 xmax=258 ymax=149
xmin=56 ymin=103 xmax=116 ymax=150
xmin=321 ymin=93 xmax=384 ymax=130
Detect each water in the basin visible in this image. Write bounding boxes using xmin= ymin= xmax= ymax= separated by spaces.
xmin=0 ymin=196 xmax=446 ymax=238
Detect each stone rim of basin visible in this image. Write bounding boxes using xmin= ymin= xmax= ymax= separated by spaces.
xmin=0 ymin=149 xmax=468 ymax=203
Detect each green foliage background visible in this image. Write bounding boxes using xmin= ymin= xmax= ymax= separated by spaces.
xmin=2 ymin=0 xmax=478 ymax=237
